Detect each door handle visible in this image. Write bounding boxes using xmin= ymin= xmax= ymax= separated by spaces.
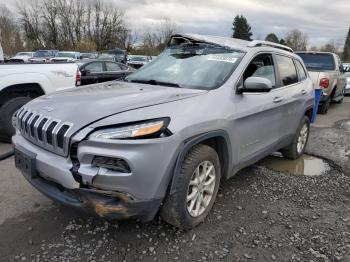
xmin=301 ymin=90 xmax=307 ymax=95
xmin=273 ymin=97 xmax=283 ymax=103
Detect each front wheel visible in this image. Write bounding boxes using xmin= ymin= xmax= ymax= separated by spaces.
xmin=160 ymin=144 xmax=221 ymax=230
xmin=281 ymin=116 xmax=310 ymax=160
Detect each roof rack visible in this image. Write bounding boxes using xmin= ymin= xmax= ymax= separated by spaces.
xmin=247 ymin=40 xmax=293 ymax=53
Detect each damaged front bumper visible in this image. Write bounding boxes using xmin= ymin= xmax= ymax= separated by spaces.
xmin=22 ymin=171 xmax=161 ymax=221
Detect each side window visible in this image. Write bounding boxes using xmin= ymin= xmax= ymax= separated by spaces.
xmin=275 ymin=55 xmax=298 ymax=86
xmin=242 ymin=53 xmax=276 ymax=87
xmin=295 ymin=60 xmax=307 ymax=81
xmin=105 ymin=62 xmax=121 ymax=71
xmin=85 ymin=62 xmax=103 ymax=73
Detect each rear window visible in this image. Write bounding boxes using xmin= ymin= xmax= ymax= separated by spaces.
xmin=297 ymin=53 xmax=335 ymax=71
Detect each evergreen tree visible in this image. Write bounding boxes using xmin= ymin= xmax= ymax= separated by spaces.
xmin=265 ymin=33 xmax=279 ymax=43
xmin=279 ymin=38 xmax=286 ymax=45
xmin=232 ymin=15 xmax=253 ymax=41
xmin=343 ymin=28 xmax=350 ymax=62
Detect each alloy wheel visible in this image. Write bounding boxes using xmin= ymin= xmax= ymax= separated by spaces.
xmin=186 ymin=161 xmax=216 ymax=217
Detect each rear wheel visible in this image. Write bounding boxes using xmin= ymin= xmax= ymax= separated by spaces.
xmin=160 ymin=144 xmax=221 ymax=230
xmin=0 ymin=97 xmax=32 ymax=142
xmin=318 ymin=97 xmax=330 ymax=115
xmin=281 ymin=116 xmax=310 ymax=160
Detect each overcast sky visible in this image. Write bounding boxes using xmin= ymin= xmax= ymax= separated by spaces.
xmin=7 ymin=0 xmax=350 ymax=47
xmin=117 ymin=0 xmax=350 ymax=47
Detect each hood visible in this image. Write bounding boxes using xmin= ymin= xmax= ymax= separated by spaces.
xmin=308 ymin=71 xmax=320 ymax=88
xmin=24 ymin=81 xmax=207 ymax=134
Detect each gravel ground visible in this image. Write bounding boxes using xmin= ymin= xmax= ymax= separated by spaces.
xmin=0 ymin=98 xmax=349 ymax=262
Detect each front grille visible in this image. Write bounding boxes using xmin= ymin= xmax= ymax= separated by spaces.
xmin=17 ymin=108 xmax=73 ymax=156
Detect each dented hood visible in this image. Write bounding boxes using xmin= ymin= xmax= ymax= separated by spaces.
xmin=25 ymin=81 xmax=206 ymax=133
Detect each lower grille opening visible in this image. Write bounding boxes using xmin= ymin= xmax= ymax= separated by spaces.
xmin=70 ymin=143 xmax=82 ymax=184
xmin=92 ymin=156 xmax=131 ymax=173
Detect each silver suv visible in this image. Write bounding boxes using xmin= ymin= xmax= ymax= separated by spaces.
xmin=13 ymin=34 xmax=314 ymax=229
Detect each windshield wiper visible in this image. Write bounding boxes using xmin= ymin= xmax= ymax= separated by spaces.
xmin=129 ymin=79 xmax=182 ymax=88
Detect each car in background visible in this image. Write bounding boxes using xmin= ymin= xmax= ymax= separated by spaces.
xmin=80 ymin=52 xmax=98 ymax=60
xmin=345 ymin=71 xmax=350 ymax=95
xmin=97 ymin=53 xmax=118 ymax=62
xmin=107 ymin=48 xmax=127 ymax=64
xmin=127 ymin=55 xmax=152 ymax=69
xmin=296 ymin=52 xmax=346 ymax=114
xmin=29 ymin=50 xmax=59 ymax=63
xmin=77 ymin=59 xmax=135 ymax=85
xmin=9 ymin=52 xmax=35 ymax=63
xmin=51 ymin=51 xmax=80 ymax=62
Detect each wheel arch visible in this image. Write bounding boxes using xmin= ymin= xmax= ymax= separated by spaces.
xmin=304 ymin=106 xmax=314 ymax=121
xmin=0 ymin=83 xmax=45 ymax=107
xmin=169 ymin=130 xmax=232 ymax=195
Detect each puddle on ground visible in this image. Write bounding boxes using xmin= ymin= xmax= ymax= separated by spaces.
xmin=260 ymin=154 xmax=330 ymax=176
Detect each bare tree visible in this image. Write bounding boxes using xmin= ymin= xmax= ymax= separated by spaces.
xmin=18 ymin=0 xmax=45 ymax=49
xmin=17 ymin=0 xmax=128 ymax=51
xmin=285 ymin=29 xmax=308 ymax=51
xmin=0 ymin=4 xmax=24 ymax=55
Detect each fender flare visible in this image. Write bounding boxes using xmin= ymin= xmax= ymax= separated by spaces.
xmin=169 ymin=130 xmax=232 ymax=195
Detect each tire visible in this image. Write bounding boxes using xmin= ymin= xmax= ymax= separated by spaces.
xmin=281 ymin=116 xmax=310 ymax=160
xmin=318 ymin=97 xmax=330 ymax=115
xmin=160 ymin=144 xmax=221 ymax=230
xmin=0 ymin=97 xmax=32 ymax=143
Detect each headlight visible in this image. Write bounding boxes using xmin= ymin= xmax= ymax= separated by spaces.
xmin=89 ymin=118 xmax=170 ymax=140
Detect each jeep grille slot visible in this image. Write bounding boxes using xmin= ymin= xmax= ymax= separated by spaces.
xmin=37 ymin=118 xmax=48 ymax=141
xmin=17 ymin=108 xmax=73 ymax=157
xmin=46 ymin=121 xmax=58 ymax=145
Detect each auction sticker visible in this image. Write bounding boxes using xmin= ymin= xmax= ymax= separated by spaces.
xmin=208 ymin=54 xmax=238 ymax=63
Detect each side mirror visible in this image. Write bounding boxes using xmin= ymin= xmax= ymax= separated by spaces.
xmin=238 ymin=77 xmax=273 ymax=93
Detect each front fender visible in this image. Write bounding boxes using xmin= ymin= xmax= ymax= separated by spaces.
xmin=169 ymin=130 xmax=232 ymax=195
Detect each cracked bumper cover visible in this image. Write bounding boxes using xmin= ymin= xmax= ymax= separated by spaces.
xmin=22 ymin=173 xmax=162 ymax=221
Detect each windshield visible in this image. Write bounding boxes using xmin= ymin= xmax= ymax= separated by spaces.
xmin=57 ymin=52 xmax=76 ymax=58
xmin=297 ymin=53 xmax=335 ymax=71
xmin=126 ymin=44 xmax=245 ymax=90
xmin=130 ymin=56 xmax=147 ymax=62
xmin=34 ymin=51 xmax=51 ymax=58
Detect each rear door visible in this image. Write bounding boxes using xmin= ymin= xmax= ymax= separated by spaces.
xmin=273 ymin=54 xmax=307 ymax=139
xmin=103 ymin=62 xmax=125 ymax=82
xmin=81 ymin=61 xmax=104 ymax=85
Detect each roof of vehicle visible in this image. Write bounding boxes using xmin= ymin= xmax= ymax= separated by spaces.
xmin=76 ymin=59 xmax=127 ymax=66
xmin=170 ymin=33 xmax=294 ymax=54
xmin=295 ymin=51 xmax=336 ymax=55
xmin=57 ymin=51 xmax=80 ymax=53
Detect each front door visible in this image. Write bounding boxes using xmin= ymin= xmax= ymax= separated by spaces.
xmin=231 ymin=53 xmax=284 ymax=164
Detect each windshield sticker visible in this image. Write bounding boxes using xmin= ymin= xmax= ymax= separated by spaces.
xmin=208 ymin=55 xmax=238 ymax=63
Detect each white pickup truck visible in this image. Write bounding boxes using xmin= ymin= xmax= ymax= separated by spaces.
xmin=296 ymin=52 xmax=346 ymax=114
xmin=0 ymin=62 xmax=80 ymax=141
